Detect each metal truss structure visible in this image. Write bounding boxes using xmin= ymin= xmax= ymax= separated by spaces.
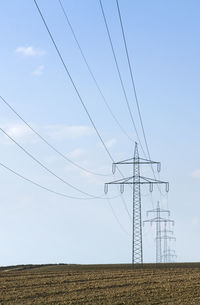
xmin=105 ymin=142 xmax=169 ymax=264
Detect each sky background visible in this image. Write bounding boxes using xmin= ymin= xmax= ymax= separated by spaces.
xmin=0 ymin=0 xmax=200 ymax=266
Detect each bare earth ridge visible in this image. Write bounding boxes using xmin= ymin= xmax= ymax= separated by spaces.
xmin=0 ymin=263 xmax=200 ymax=304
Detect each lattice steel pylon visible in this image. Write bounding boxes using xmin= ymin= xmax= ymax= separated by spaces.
xmin=143 ymin=201 xmax=173 ymax=263
xmin=104 ymin=142 xmax=169 ymax=265
xmin=160 ymin=220 xmax=176 ymax=263
xmin=162 ymin=249 xmax=177 ymax=263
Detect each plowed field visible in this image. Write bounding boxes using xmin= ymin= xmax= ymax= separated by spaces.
xmin=1 ymin=263 xmax=200 ymax=304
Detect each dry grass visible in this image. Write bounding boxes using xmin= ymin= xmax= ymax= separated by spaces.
xmin=1 ymin=263 xmax=200 ymax=304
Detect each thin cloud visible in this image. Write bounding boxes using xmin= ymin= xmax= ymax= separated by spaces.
xmin=105 ymin=138 xmax=117 ymax=148
xmin=4 ymin=123 xmax=32 ymax=139
xmin=192 ymin=217 xmax=200 ymax=226
xmin=80 ymin=170 xmax=105 ymax=185
xmin=191 ymin=169 xmax=200 ymax=179
xmin=44 ymin=125 xmax=94 ymax=140
xmin=0 ymin=123 xmax=36 ymax=145
xmin=32 ymin=65 xmax=44 ymax=76
xmin=15 ymin=46 xmax=46 ymax=57
xmin=0 ymin=123 xmax=94 ymax=146
xmin=68 ymin=148 xmax=87 ymax=159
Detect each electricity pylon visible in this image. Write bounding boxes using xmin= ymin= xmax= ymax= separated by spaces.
xmin=162 ymin=249 xmax=177 ymax=263
xmin=104 ymin=142 xmax=169 ymax=265
xmin=160 ymin=220 xmax=176 ymax=263
xmin=143 ymin=201 xmax=173 ymax=263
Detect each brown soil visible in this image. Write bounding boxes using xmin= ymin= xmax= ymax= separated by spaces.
xmin=0 ymin=263 xmax=200 ymax=304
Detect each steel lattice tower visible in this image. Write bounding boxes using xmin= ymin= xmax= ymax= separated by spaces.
xmin=132 ymin=142 xmax=142 ymax=263
xmin=143 ymin=202 xmax=173 ymax=263
xmin=161 ymin=220 xmax=176 ymax=263
xmin=104 ymin=142 xmax=169 ymax=264
xmin=162 ymin=249 xmax=177 ymax=263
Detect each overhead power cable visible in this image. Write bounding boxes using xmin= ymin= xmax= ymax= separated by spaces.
xmin=0 ymin=127 xmax=110 ymax=199
xmin=0 ymin=95 xmax=110 ymax=177
xmin=0 ymin=162 xmax=94 ymax=200
xmin=115 ymin=0 xmax=149 ymax=160
xmin=33 ymin=0 xmax=131 ymax=218
xmin=58 ymin=0 xmax=134 ymax=144
xmin=99 ymin=0 xmax=152 ymax=209
xmin=120 ymin=193 xmax=131 ymax=222
xmin=0 ymin=161 xmax=116 ymax=200
xmin=99 ymin=0 xmax=146 ymax=158
xmin=1 ymin=162 xmax=128 ymax=234
xmin=115 ymin=0 xmax=165 ymax=196
xmin=106 ymin=197 xmax=130 ymax=236
xmin=33 ymin=0 xmax=113 ymax=164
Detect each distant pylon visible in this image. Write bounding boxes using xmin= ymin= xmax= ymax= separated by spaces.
xmin=162 ymin=248 xmax=177 ymax=262
xmin=143 ymin=201 xmax=173 ymax=263
xmin=104 ymin=142 xmax=169 ymax=264
xmin=160 ymin=220 xmax=176 ymax=263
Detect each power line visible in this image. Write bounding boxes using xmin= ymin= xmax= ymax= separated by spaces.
xmin=0 ymin=161 xmax=100 ymax=200
xmin=58 ymin=0 xmax=134 ymax=144
xmin=106 ymin=197 xmax=130 ymax=236
xmin=99 ymin=0 xmax=152 ymax=210
xmin=115 ymin=0 xmax=166 ymax=197
xmin=33 ymin=0 xmax=113 ymax=164
xmin=0 ymin=95 xmax=110 ymax=177
xmin=0 ymin=150 xmax=128 ymax=237
xmin=0 ymin=160 xmax=119 ymax=200
xmin=99 ymin=0 xmax=146 ymax=158
xmin=115 ymin=0 xmax=149 ymax=158
xmin=0 ymin=127 xmax=109 ymax=199
xmin=33 ymin=0 xmax=131 ymax=218
xmin=120 ymin=193 xmax=131 ymax=222
xmin=101 ymin=0 xmax=158 ymax=208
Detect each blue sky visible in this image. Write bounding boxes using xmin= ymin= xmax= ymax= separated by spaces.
xmin=0 ymin=0 xmax=200 ymax=265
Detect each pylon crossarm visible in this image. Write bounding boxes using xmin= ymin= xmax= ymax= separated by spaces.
xmin=113 ymin=157 xmax=160 ymax=165
xmin=163 ymin=219 xmax=174 ymax=224
xmin=146 ymin=208 xmax=170 ymax=215
xmin=121 ymin=181 xmax=163 ymax=185
xmin=162 ymin=253 xmax=176 ymax=256
xmin=163 ymin=249 xmax=176 ymax=254
xmin=139 ymin=157 xmax=160 ymax=165
xmin=159 ymin=208 xmax=170 ymax=214
xmin=147 ymin=216 xmax=172 ymax=223
xmin=158 ymin=230 xmax=173 ymax=234
xmin=113 ymin=157 xmax=134 ymax=164
xmin=106 ymin=176 xmax=167 ymax=186
xmin=143 ymin=217 xmax=170 ymax=227
xmin=107 ymin=176 xmax=168 ymax=185
xmin=119 ymin=161 xmax=160 ymax=165
xmin=140 ymin=176 xmax=167 ymax=184
xmin=159 ymin=236 xmax=176 ymax=240
xmin=146 ymin=209 xmax=156 ymax=216
xmin=108 ymin=181 xmax=166 ymax=186
xmin=143 ymin=219 xmax=152 ymax=225
xmin=106 ymin=176 xmax=133 ymax=185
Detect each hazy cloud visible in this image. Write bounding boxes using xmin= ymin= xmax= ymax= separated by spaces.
xmin=105 ymin=138 xmax=117 ymax=148
xmin=80 ymin=171 xmax=105 ymax=185
xmin=0 ymin=123 xmax=36 ymax=145
xmin=45 ymin=125 xmax=94 ymax=140
xmin=192 ymin=217 xmax=200 ymax=226
xmin=0 ymin=123 xmax=94 ymax=146
xmin=4 ymin=123 xmax=32 ymax=139
xmin=32 ymin=65 xmax=44 ymax=76
xmin=68 ymin=148 xmax=87 ymax=159
xmin=191 ymin=169 xmax=200 ymax=179
xmin=15 ymin=46 xmax=46 ymax=57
